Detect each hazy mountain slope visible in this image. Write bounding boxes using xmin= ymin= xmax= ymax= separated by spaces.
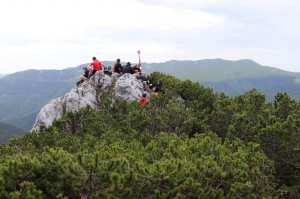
xmin=143 ymin=59 xmax=300 ymax=82
xmin=0 ymin=122 xmax=26 ymax=144
xmin=143 ymin=59 xmax=300 ymax=101
xmin=0 ymin=67 xmax=83 ymax=130
xmin=7 ymin=112 xmax=39 ymax=131
xmin=1 ymin=59 xmax=300 ymax=131
xmin=0 ymin=62 xmax=115 ymax=130
xmin=203 ymin=75 xmax=300 ymax=101
xmin=0 ymin=74 xmax=8 ymax=78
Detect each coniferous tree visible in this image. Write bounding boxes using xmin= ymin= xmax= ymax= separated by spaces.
xmin=2 ymin=71 xmax=300 ymax=197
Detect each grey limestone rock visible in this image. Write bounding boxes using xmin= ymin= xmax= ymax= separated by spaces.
xmin=114 ymin=73 xmax=144 ymax=101
xmin=32 ymin=71 xmax=143 ymax=132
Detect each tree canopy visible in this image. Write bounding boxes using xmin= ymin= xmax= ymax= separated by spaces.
xmin=0 ymin=72 xmax=299 ymax=198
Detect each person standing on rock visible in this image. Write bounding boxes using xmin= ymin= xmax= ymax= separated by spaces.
xmin=87 ymin=57 xmax=103 ymax=77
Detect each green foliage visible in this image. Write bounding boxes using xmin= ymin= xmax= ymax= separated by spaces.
xmin=9 ymin=181 xmax=43 ymax=199
xmin=2 ymin=59 xmax=300 ymax=131
xmin=257 ymin=108 xmax=300 ymax=186
xmin=144 ymin=59 xmax=300 ymax=101
xmin=227 ymin=89 xmax=267 ymax=142
xmin=1 ymin=71 xmax=300 ymax=197
xmin=274 ymin=92 xmax=298 ymax=120
xmin=202 ymin=93 xmax=237 ymax=140
xmin=0 ymin=130 xmax=278 ymax=198
xmin=0 ymin=147 xmax=85 ymax=198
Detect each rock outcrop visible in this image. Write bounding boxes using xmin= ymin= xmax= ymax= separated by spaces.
xmin=32 ymin=72 xmax=144 ymax=131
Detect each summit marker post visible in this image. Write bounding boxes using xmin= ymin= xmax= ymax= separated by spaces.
xmin=137 ymin=50 xmax=141 ymax=65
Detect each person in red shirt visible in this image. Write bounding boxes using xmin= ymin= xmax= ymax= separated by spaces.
xmin=87 ymin=57 xmax=103 ymax=77
xmin=139 ymin=93 xmax=150 ymax=106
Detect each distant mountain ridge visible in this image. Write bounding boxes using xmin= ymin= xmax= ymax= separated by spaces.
xmin=0 ymin=67 xmax=83 ymax=130
xmin=0 ymin=59 xmax=300 ymax=134
xmin=142 ymin=59 xmax=300 ymax=82
xmin=0 ymin=74 xmax=8 ymax=78
xmin=142 ymin=59 xmax=300 ymax=100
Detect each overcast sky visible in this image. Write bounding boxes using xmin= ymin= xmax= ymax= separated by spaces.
xmin=1 ymin=0 xmax=300 ymax=74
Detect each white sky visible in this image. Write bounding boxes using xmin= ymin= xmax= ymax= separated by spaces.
xmin=1 ymin=0 xmax=300 ymax=73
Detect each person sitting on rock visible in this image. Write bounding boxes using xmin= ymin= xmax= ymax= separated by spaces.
xmin=139 ymin=92 xmax=150 ymax=106
xmin=113 ymin=58 xmax=123 ymax=74
xmin=134 ymin=63 xmax=147 ymax=77
xmin=153 ymin=79 xmax=163 ymax=95
xmin=132 ymin=63 xmax=148 ymax=89
xmin=76 ymin=67 xmax=89 ymax=86
xmin=122 ymin=62 xmax=134 ymax=74
xmin=87 ymin=57 xmax=103 ymax=77
xmin=132 ymin=63 xmax=141 ymax=73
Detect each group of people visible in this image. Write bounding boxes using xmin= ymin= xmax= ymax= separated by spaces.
xmin=139 ymin=79 xmax=163 ymax=106
xmin=76 ymin=56 xmax=163 ymax=106
xmin=113 ymin=60 xmax=147 ymax=82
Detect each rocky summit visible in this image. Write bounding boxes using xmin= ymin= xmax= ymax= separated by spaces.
xmin=31 ymin=72 xmax=144 ymax=131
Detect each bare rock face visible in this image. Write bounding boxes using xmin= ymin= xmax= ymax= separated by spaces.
xmin=31 ymin=97 xmax=65 ymax=131
xmin=32 ymin=72 xmax=144 ymax=131
xmin=114 ymin=73 xmax=144 ymax=101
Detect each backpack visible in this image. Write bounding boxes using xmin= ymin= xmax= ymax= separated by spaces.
xmin=104 ymin=66 xmax=112 ymax=76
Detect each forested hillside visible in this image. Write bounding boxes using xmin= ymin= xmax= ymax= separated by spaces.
xmin=143 ymin=59 xmax=300 ymax=82
xmin=0 ymin=68 xmax=82 ymax=130
xmin=0 ymin=122 xmax=25 ymax=144
xmin=1 ymin=59 xmax=300 ymax=132
xmin=0 ymin=62 xmax=114 ymax=131
xmin=143 ymin=59 xmax=300 ymax=101
xmin=204 ymin=75 xmax=300 ymax=101
xmin=0 ymin=72 xmax=299 ymax=198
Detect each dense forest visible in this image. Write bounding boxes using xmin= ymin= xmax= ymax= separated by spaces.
xmin=0 ymin=72 xmax=299 ymax=198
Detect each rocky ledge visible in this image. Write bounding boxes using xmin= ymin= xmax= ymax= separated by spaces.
xmin=31 ymin=72 xmax=144 ymax=131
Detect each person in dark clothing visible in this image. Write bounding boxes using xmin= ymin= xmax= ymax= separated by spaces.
xmin=76 ymin=67 xmax=89 ymax=86
xmin=132 ymin=63 xmax=141 ymax=73
xmin=133 ymin=63 xmax=146 ymax=79
xmin=153 ymin=79 xmax=163 ymax=95
xmin=113 ymin=58 xmax=123 ymax=74
xmin=122 ymin=62 xmax=134 ymax=74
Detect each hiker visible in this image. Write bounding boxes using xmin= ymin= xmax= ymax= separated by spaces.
xmin=153 ymin=79 xmax=163 ymax=95
xmin=139 ymin=92 xmax=150 ymax=106
xmin=76 ymin=67 xmax=89 ymax=86
xmin=132 ymin=63 xmax=147 ymax=88
xmin=137 ymin=72 xmax=147 ymax=84
xmin=113 ymin=58 xmax=123 ymax=74
xmin=132 ymin=63 xmax=142 ymax=73
xmin=133 ymin=63 xmax=145 ymax=77
xmin=87 ymin=57 xmax=103 ymax=77
xmin=122 ymin=62 xmax=134 ymax=74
